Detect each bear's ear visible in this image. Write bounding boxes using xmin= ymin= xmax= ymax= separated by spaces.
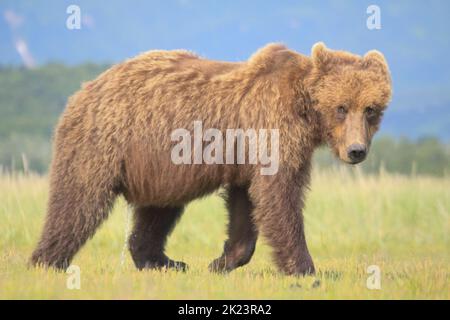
xmin=363 ymin=50 xmax=388 ymax=72
xmin=311 ymin=42 xmax=332 ymax=71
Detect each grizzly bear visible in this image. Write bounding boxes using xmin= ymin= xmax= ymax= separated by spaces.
xmin=30 ymin=42 xmax=391 ymax=275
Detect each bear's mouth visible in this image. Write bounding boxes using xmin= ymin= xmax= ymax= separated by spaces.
xmin=347 ymin=158 xmax=365 ymax=165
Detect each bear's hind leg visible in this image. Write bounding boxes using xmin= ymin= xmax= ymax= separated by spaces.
xmin=209 ymin=186 xmax=258 ymax=273
xmin=128 ymin=206 xmax=187 ymax=271
xmin=30 ymin=173 xmax=118 ymax=270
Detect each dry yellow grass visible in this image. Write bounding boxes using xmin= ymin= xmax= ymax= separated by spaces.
xmin=0 ymin=168 xmax=448 ymax=299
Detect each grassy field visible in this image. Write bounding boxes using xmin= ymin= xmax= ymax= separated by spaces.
xmin=0 ymin=168 xmax=448 ymax=299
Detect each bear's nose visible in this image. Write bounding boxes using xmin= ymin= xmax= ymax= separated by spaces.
xmin=347 ymin=144 xmax=367 ymax=163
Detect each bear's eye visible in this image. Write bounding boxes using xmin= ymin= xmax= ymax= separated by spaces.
xmin=365 ymin=106 xmax=377 ymax=118
xmin=336 ymin=105 xmax=347 ymax=119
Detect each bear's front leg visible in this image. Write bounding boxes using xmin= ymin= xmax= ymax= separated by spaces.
xmin=249 ymin=167 xmax=315 ymax=276
xmin=209 ymin=185 xmax=258 ymax=273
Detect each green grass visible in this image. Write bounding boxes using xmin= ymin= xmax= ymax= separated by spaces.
xmin=0 ymin=169 xmax=448 ymax=299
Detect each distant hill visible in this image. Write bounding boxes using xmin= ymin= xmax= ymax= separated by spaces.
xmin=0 ymin=64 xmax=108 ymax=172
xmin=0 ymin=64 xmax=108 ymax=138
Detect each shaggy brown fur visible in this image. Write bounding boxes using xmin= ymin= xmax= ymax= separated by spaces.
xmin=30 ymin=42 xmax=391 ymax=275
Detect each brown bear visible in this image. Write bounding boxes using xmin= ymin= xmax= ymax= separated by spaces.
xmin=30 ymin=42 xmax=391 ymax=276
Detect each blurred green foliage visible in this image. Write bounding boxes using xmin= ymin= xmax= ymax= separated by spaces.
xmin=0 ymin=63 xmax=108 ymax=138
xmin=0 ymin=64 xmax=449 ymax=176
xmin=314 ymin=136 xmax=450 ymax=176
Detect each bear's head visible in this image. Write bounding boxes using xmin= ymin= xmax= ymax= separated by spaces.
xmin=309 ymin=42 xmax=392 ymax=164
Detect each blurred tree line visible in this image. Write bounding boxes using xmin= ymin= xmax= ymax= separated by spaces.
xmin=314 ymin=136 xmax=450 ymax=176
xmin=0 ymin=64 xmax=449 ymax=176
